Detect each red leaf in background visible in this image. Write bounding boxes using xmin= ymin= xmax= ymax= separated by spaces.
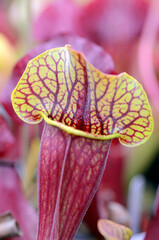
xmin=78 ymin=0 xmax=148 ymax=45
xmin=78 ymin=0 xmax=149 ymax=73
xmin=33 ymin=0 xmax=149 ymax=73
xmin=144 ymin=188 xmax=159 ymax=240
xmin=0 ymin=34 xmax=114 ymax=124
xmin=144 ymin=215 xmax=159 ymax=240
xmin=0 ymin=115 xmax=15 ymax=158
xmin=38 ymin=123 xmax=111 ymax=239
xmin=0 ymin=167 xmax=37 ymax=240
xmin=0 ymin=113 xmax=23 ymax=162
xmin=138 ymin=0 xmax=159 ymax=112
xmin=33 ymin=0 xmax=148 ymax=45
xmin=33 ymin=0 xmax=81 ymax=42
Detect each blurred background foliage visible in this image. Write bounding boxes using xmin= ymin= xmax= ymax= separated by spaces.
xmin=0 ymin=0 xmax=159 ymax=239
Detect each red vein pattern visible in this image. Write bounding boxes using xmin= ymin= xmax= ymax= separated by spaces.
xmin=12 ymin=46 xmax=153 ymax=146
xmin=38 ymin=123 xmax=111 ymax=240
xmin=98 ymin=219 xmax=132 ymax=240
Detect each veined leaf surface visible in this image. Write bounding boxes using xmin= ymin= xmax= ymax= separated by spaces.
xmin=98 ymin=219 xmax=132 ymax=240
xmin=11 ymin=45 xmax=153 ymax=146
xmin=38 ymin=124 xmax=110 ymax=240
